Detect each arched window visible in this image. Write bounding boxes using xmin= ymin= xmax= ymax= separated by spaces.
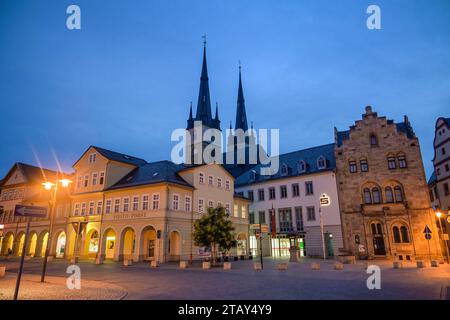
xmin=370 ymin=134 xmax=378 ymax=146
xmin=393 ymin=226 xmax=401 ymax=243
xmin=317 ymin=156 xmax=326 ymax=169
xmin=400 ymin=226 xmax=410 ymax=243
xmin=371 ymin=223 xmax=377 ymax=235
xmin=385 ymin=187 xmax=394 ymax=203
xmin=281 ymin=164 xmax=288 ymax=176
xmin=363 ymin=188 xmax=372 ymax=204
xmin=371 ymin=223 xmax=383 ymax=235
xmin=394 ymin=186 xmax=403 ymax=202
xmin=372 ymin=187 xmax=381 ymax=204
xmin=376 ymin=223 xmax=383 ymax=235
xmin=298 ymin=161 xmax=306 ymax=173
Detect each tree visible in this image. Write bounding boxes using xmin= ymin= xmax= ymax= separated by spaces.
xmin=193 ymin=205 xmax=237 ymax=265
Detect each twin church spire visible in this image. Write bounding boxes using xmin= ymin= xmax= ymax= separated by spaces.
xmin=187 ymin=42 xmax=249 ymax=133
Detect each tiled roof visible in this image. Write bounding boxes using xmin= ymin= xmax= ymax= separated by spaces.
xmin=92 ymin=146 xmax=147 ymax=166
xmin=235 ymin=143 xmax=336 ymax=187
xmin=107 ymin=160 xmax=192 ymax=190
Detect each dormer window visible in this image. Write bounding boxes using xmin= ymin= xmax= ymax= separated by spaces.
xmin=298 ymin=161 xmax=306 ymax=173
xmin=249 ymin=170 xmax=256 ymax=181
xmin=317 ymin=156 xmax=326 ymax=169
xmin=89 ymin=153 xmax=97 ymax=163
xmin=281 ymin=164 xmax=288 ymax=176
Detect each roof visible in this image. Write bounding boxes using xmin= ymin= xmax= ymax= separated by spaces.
xmin=107 ymin=160 xmax=192 ymax=190
xmin=73 ymin=145 xmax=147 ymax=167
xmin=427 ymin=171 xmax=437 ymax=186
xmin=1 ymin=162 xmax=71 ymax=187
xmin=235 ymin=143 xmax=336 ymax=187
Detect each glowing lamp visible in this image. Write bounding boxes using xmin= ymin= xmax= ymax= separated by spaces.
xmin=42 ymin=182 xmax=55 ymax=190
xmin=436 ymin=211 xmax=442 ymax=218
xmin=59 ymin=179 xmax=72 ymax=188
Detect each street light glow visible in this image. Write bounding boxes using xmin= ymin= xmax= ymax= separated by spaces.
xmin=436 ymin=211 xmax=442 ymax=218
xmin=42 ymin=182 xmax=55 ymax=190
xmin=59 ymin=178 xmax=72 ymax=188
xmin=0 ymin=224 xmax=4 ymax=229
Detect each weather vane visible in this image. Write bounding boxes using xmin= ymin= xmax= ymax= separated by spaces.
xmin=202 ymin=34 xmax=207 ymax=47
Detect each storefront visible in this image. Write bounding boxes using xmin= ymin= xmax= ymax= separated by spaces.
xmin=270 ymin=234 xmax=305 ymax=257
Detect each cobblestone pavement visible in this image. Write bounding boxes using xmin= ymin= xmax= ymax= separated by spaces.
xmin=0 ymin=257 xmax=449 ymax=300
xmin=0 ymin=273 xmax=127 ymax=300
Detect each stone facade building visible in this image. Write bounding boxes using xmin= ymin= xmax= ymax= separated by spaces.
xmin=334 ymin=106 xmax=441 ymax=260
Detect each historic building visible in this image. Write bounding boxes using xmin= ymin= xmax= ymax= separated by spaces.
xmin=428 ymin=117 xmax=450 ymax=255
xmin=235 ymin=144 xmax=343 ymax=258
xmin=334 ymin=106 xmax=441 ymax=260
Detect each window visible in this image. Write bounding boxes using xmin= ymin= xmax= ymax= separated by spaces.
xmin=225 ymin=180 xmax=230 ymax=190
xmin=208 ymin=175 xmax=214 ymax=186
xmin=298 ymin=161 xmax=306 ymax=173
xmin=385 ymin=187 xmax=394 ymax=203
xmin=249 ymin=171 xmax=256 ymax=181
xmin=363 ymin=188 xmax=372 ymax=204
xmin=89 ymin=201 xmax=95 ymax=215
xmin=446 ymin=164 xmax=449 ymax=172
xmin=96 ymin=201 xmax=103 ymax=215
xmin=92 ymin=172 xmax=98 ymax=186
xmin=84 ymin=175 xmax=89 ymax=187
xmin=268 ymin=187 xmax=276 ymax=200
xmin=400 ymin=226 xmax=410 ymax=243
xmin=394 ymin=186 xmax=404 ymax=202
xmin=278 ymin=208 xmax=293 ymax=232
xmin=217 ymin=178 xmax=222 ymax=188
xmin=208 ymin=200 xmax=214 ymax=208
xmin=349 ymin=161 xmax=357 ymax=173
xmin=372 ymin=187 xmax=381 ymax=204
xmin=225 ymin=203 xmax=231 ymax=215
xmin=317 ymin=156 xmax=326 ymax=169
xmin=241 ymin=206 xmax=246 ymax=219
xmin=123 ymin=197 xmax=130 ymax=212
xmin=429 ymin=189 xmax=434 ymax=202
xmin=152 ymin=194 xmax=160 ymax=209
xmin=81 ymin=202 xmax=86 ymax=215
xmin=233 ymin=204 xmax=239 ymax=217
xmin=388 ymin=157 xmax=396 ymax=170
xmin=199 ymin=173 xmax=205 ymax=184
xmin=142 ymin=195 xmax=149 ymax=210
xmin=398 ymin=155 xmax=407 ymax=168
xmin=280 ymin=185 xmax=287 ymax=198
xmin=258 ymin=211 xmax=266 ymax=224
xmin=74 ymin=203 xmax=80 ymax=216
xmin=198 ymin=199 xmax=204 ymax=213
xmin=281 ymin=164 xmax=288 ymax=176
xmin=393 ymin=226 xmax=401 ymax=243
xmin=292 ymin=183 xmax=300 ymax=197
xmin=77 ymin=176 xmax=82 ymax=188
xmin=114 ymin=199 xmax=120 ymax=213
xmin=444 ymin=183 xmax=449 ymax=196
xmin=249 ymin=211 xmax=255 ymax=224
xmin=132 ymin=196 xmax=139 ymax=211
xmin=371 ymin=223 xmax=383 ymax=235
xmin=258 ymin=189 xmax=265 ymax=201
xmin=105 ymin=199 xmax=112 ymax=214
xmin=88 ymin=153 xmax=97 ymax=163
xmin=185 ymin=196 xmax=191 ymax=211
xmin=217 ymin=201 xmax=223 ymax=208
xmin=360 ymin=159 xmax=368 ymax=172
xmin=305 ymin=181 xmax=314 ymax=195
xmin=437 ymin=168 xmax=441 ymax=176
xmin=172 ymin=194 xmax=179 ymax=210
xmin=306 ymin=206 xmax=316 ymax=221
xmin=370 ymin=134 xmax=378 ymax=146
xmin=442 ymin=147 xmax=446 ymax=155
xmin=295 ymin=207 xmax=304 ymax=231
xmin=247 ymin=190 xmax=254 ymax=202
xmin=99 ymin=171 xmax=105 ymax=185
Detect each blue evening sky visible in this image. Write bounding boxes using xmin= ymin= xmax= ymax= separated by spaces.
xmin=0 ymin=0 xmax=449 ymax=179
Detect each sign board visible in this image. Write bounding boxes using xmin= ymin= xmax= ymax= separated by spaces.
xmin=260 ymin=224 xmax=269 ymax=233
xmin=198 ymin=246 xmax=211 ymax=258
xmin=14 ymin=205 xmax=47 ymax=218
xmin=319 ymin=194 xmax=330 ymax=207
xmin=423 ymin=225 xmax=432 ymax=240
xmin=249 ymin=224 xmax=260 ymax=230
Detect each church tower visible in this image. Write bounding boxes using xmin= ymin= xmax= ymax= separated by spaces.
xmin=186 ymin=41 xmax=221 ymax=165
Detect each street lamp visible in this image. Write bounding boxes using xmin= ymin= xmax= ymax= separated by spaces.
xmin=436 ymin=210 xmax=450 ymax=264
xmin=40 ymin=178 xmax=72 ymax=282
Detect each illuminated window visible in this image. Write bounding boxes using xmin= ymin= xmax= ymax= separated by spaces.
xmin=234 ymin=204 xmax=239 ymax=217
xmin=241 ymin=205 xmax=247 ymax=219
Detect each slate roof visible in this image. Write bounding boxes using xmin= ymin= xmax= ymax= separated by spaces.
xmin=92 ymin=146 xmax=147 ymax=166
xmin=108 ymin=160 xmax=192 ymax=190
xmin=428 ymin=171 xmax=437 ymax=186
xmin=235 ymin=143 xmax=336 ymax=187
xmin=0 ymin=162 xmax=71 ymax=187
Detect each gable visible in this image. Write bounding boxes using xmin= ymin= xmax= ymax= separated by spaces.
xmin=3 ymin=167 xmax=27 ymax=186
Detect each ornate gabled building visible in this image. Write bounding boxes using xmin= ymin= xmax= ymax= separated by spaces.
xmin=334 ymin=106 xmax=441 ymax=261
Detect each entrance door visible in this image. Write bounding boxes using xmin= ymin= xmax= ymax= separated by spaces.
xmin=371 ymin=223 xmax=386 ymax=255
xmin=325 ymin=233 xmax=334 ymax=257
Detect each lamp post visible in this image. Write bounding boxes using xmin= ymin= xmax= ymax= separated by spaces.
xmin=40 ymin=178 xmax=72 ymax=282
xmin=436 ymin=211 xmax=450 ymax=264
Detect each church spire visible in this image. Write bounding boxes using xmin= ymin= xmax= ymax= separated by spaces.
xmin=235 ymin=63 xmax=248 ymax=131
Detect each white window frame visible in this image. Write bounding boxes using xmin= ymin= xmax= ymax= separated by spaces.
xmin=199 ymin=172 xmax=205 ymax=184
xmin=84 ymin=175 xmax=89 ymax=187
xmin=208 ymin=175 xmax=214 ymax=186
xmin=217 ymin=178 xmax=222 ymax=188
xmin=96 ymin=201 xmax=103 ymax=215
xmin=123 ymin=197 xmax=130 ymax=212
xmin=99 ymin=171 xmax=105 ymax=185
xmin=233 ymin=204 xmax=239 ymax=217
xmin=185 ymin=196 xmax=191 ymax=212
xmin=225 ymin=180 xmax=231 ymax=191
xmin=152 ymin=193 xmax=160 ymax=210
xmin=113 ymin=198 xmax=121 ymax=213
xmin=208 ymin=200 xmax=214 ymax=208
xmin=92 ymin=172 xmax=98 ymax=186
xmin=132 ymin=195 xmax=139 ymax=211
xmin=198 ymin=198 xmax=204 ymax=213
xmin=142 ymin=194 xmax=149 ymax=210
xmin=317 ymin=156 xmax=326 ymax=169
xmin=89 ymin=201 xmax=95 ymax=215
xmin=105 ymin=199 xmax=112 ymax=214
xmin=172 ymin=194 xmax=179 ymax=211
xmin=81 ymin=202 xmax=86 ymax=215
xmin=74 ymin=203 xmax=80 ymax=216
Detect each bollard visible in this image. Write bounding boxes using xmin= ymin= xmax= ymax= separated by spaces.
xmin=179 ymin=261 xmax=188 ymax=269
xmin=393 ymin=261 xmax=403 ymax=269
xmin=150 ymin=260 xmax=159 ymax=268
xmin=70 ymin=256 xmax=79 ymax=264
xmin=95 ymin=256 xmax=104 ymax=265
xmin=311 ymin=262 xmax=320 ymax=270
xmin=123 ymin=259 xmax=132 ymax=266
xmin=334 ymin=263 xmax=344 ymax=270
xmin=202 ymin=261 xmax=211 ymax=270
xmin=431 ymin=260 xmax=439 ymax=268
xmin=277 ymin=263 xmax=288 ymax=270
xmin=223 ymin=262 xmax=232 ymax=270
xmin=253 ymin=262 xmax=262 ymax=270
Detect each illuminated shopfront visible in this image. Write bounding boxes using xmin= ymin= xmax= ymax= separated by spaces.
xmin=271 ymin=235 xmax=305 ymax=257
